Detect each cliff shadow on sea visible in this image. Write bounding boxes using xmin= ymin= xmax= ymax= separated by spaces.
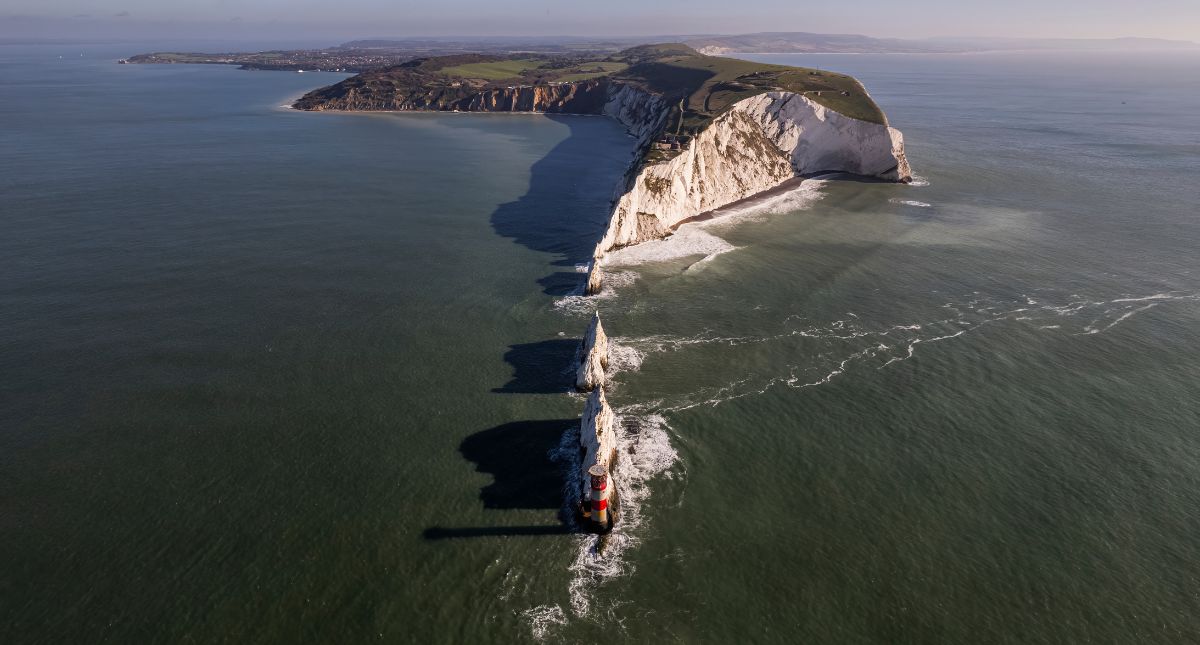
xmin=493 ymin=339 xmax=578 ymax=394
xmin=423 ymin=418 xmax=576 ymax=540
xmin=488 ymin=114 xmax=637 ymax=296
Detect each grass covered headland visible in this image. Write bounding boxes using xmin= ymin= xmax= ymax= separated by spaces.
xmin=293 ymin=44 xmax=887 ymax=157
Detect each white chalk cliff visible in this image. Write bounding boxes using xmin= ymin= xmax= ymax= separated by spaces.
xmin=601 ymin=84 xmax=670 ymax=144
xmin=576 ymin=312 xmax=610 ymax=392
xmin=578 ymin=386 xmax=617 ymax=500
xmin=586 ymin=91 xmax=910 ymax=294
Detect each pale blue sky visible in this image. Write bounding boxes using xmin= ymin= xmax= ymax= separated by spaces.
xmin=3 ymin=0 xmax=1198 ymax=42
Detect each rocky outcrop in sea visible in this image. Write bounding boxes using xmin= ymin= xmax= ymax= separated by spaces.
xmin=576 ymin=312 xmax=610 ymax=392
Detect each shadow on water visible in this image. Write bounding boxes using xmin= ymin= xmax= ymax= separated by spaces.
xmin=423 ymin=525 xmax=572 ymax=540
xmin=489 ymin=115 xmax=633 ymax=295
xmin=538 ymin=271 xmax=588 ymax=297
xmin=428 ymin=115 xmax=632 ymax=540
xmin=424 ymin=419 xmax=576 ymax=540
xmin=493 ymin=339 xmax=578 ymax=394
xmin=461 ymin=419 xmax=570 ymax=510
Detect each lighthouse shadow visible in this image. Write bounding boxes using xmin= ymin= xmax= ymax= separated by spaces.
xmin=488 ymin=114 xmax=636 ymax=294
xmin=423 ymin=418 xmax=576 ymax=540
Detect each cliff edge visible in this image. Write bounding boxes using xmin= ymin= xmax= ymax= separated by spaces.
xmin=585 ymin=90 xmax=909 ymax=293
xmin=291 ymin=44 xmax=911 ymax=294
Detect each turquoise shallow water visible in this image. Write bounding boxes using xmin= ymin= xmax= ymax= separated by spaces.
xmin=3 ymin=45 xmax=1200 ymax=643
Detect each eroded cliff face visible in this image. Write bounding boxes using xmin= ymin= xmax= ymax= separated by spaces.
xmin=576 ymin=312 xmax=610 ymax=392
xmin=601 ymin=84 xmax=669 ymax=142
xmin=585 ymin=91 xmax=910 ymax=293
xmin=294 ymin=77 xmax=667 ymax=141
xmin=296 ymin=74 xmax=909 ymax=299
xmin=592 ymin=108 xmax=795 ymax=256
xmin=743 ymin=92 xmax=910 ymax=181
xmin=579 ymin=386 xmax=617 ymax=499
xmin=295 ymin=78 xmax=611 ymax=113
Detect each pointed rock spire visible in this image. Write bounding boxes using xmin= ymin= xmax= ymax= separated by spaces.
xmin=575 ymin=311 xmax=610 ymax=392
xmin=584 ymin=257 xmax=604 ymax=296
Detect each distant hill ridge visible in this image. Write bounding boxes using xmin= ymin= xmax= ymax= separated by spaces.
xmin=336 ymin=33 xmax=1200 ymax=56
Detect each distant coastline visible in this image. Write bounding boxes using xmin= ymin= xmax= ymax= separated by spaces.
xmin=120 ymin=32 xmax=1200 ymax=76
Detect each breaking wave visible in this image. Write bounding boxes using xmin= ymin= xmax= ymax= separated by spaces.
xmin=521 ymin=605 xmax=567 ymax=641
xmin=563 ymin=412 xmax=679 ymax=618
xmin=607 ymin=340 xmax=646 ymax=374
xmin=552 ymin=270 xmax=639 ymax=316
xmin=604 ymin=227 xmax=736 ymax=268
xmin=567 ymin=180 xmax=827 ymax=302
xmin=699 ymin=179 xmax=827 ymax=230
xmin=529 ymin=407 xmax=680 ymax=640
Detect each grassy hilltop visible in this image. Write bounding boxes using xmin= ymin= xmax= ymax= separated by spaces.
xmin=294 ymin=44 xmax=886 ymax=129
xmin=613 ymin=44 xmax=884 ymax=127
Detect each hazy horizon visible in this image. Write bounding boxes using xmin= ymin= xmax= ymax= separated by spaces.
xmin=3 ymin=0 xmax=1198 ymax=44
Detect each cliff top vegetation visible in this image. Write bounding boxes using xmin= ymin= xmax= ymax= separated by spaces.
xmin=294 ymin=44 xmax=885 ymax=127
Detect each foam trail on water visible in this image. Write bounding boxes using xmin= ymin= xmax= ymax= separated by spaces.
xmin=890 ymin=198 xmax=932 ymax=208
xmin=564 ymin=413 xmax=679 ymax=619
xmin=700 ymin=179 xmax=827 ymax=229
xmin=632 ymin=289 xmax=1200 ymax=413
xmin=574 ymin=181 xmax=827 ymax=301
xmin=522 ymin=605 xmax=568 ymax=641
xmin=553 ymin=271 xmax=638 ymax=315
xmin=527 ymin=335 xmax=679 ymax=638
xmin=605 ymin=227 xmax=735 ymax=267
xmin=607 ymin=340 xmax=646 ymax=374
xmin=1080 ymin=302 xmax=1159 ymax=335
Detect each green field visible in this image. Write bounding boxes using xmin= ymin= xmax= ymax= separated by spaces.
xmin=295 ymin=42 xmax=888 ymax=158
xmin=612 ymin=46 xmax=886 ymax=129
xmin=552 ymin=61 xmax=630 ymax=82
xmin=436 ymin=58 xmax=545 ymax=80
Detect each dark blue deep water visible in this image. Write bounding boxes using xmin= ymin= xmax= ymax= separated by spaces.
xmin=3 ymin=44 xmax=1200 ymax=643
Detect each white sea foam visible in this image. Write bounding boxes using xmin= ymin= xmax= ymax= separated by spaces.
xmin=562 ymin=412 xmax=679 ymax=620
xmin=607 ymin=340 xmax=646 ymax=374
xmin=604 ymin=227 xmax=735 ymax=267
xmin=1080 ymin=302 xmax=1160 ymax=335
xmin=522 ymin=604 xmax=568 ymax=640
xmin=627 ymin=289 xmax=1200 ymax=413
xmin=890 ymin=198 xmax=932 ymax=208
xmin=531 ymin=336 xmax=680 ymax=637
xmin=1111 ymin=292 xmax=1177 ymax=303
xmin=908 ymin=175 xmax=931 ymax=187
xmin=700 ymin=180 xmax=827 ymax=229
xmin=552 ymin=271 xmax=639 ymax=315
xmin=548 ymin=235 xmax=1198 ymax=637
xmin=601 ymin=183 xmax=826 ymax=272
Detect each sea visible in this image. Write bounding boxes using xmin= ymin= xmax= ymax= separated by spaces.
xmin=2 ymin=44 xmax=1199 ymax=643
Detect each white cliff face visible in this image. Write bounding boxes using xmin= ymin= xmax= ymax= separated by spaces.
xmin=602 ymin=84 xmax=669 ymax=143
xmin=592 ymin=108 xmax=794 ymax=256
xmin=579 ymin=386 xmax=617 ymax=499
xmin=585 ymin=91 xmax=910 ymax=293
xmin=576 ymin=312 xmax=610 ymax=392
xmin=742 ymin=92 xmax=911 ymax=182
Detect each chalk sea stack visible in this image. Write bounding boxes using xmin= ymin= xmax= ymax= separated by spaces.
xmin=579 ymin=386 xmax=617 ymax=502
xmin=576 ymin=312 xmax=610 ymax=392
